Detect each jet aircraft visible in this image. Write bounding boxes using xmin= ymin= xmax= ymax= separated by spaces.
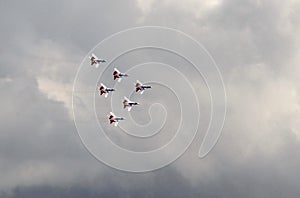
xmin=89 ymin=53 xmax=106 ymax=67
xmin=98 ymin=83 xmax=115 ymax=98
xmin=135 ymin=80 xmax=151 ymax=94
xmin=113 ymin=68 xmax=128 ymax=82
xmin=122 ymin=96 xmax=139 ymax=111
xmin=108 ymin=112 xmax=125 ymax=126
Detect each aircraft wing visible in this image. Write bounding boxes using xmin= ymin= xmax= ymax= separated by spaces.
xmin=100 ymin=83 xmax=106 ymax=89
xmin=110 ymin=112 xmax=116 ymax=117
xmin=92 ymin=53 xmax=99 ymax=60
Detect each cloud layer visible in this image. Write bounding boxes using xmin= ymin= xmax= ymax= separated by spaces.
xmin=1 ymin=0 xmax=300 ymax=197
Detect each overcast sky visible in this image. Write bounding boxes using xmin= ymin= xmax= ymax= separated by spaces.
xmin=1 ymin=0 xmax=300 ymax=197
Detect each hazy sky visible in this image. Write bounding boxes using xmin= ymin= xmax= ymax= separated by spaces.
xmin=1 ymin=0 xmax=300 ymax=197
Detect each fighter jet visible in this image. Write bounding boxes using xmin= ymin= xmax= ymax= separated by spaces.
xmin=123 ymin=96 xmax=139 ymax=111
xmin=113 ymin=68 xmax=128 ymax=82
xmin=108 ymin=112 xmax=125 ymax=126
xmin=135 ymin=80 xmax=151 ymax=94
xmin=89 ymin=53 xmax=106 ymax=68
xmin=98 ymin=83 xmax=115 ymax=98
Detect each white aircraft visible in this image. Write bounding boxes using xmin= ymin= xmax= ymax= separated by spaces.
xmin=135 ymin=80 xmax=151 ymax=94
xmin=113 ymin=68 xmax=128 ymax=82
xmin=108 ymin=112 xmax=125 ymax=126
xmin=89 ymin=53 xmax=106 ymax=68
xmin=98 ymin=83 xmax=115 ymax=98
xmin=123 ymin=96 xmax=139 ymax=111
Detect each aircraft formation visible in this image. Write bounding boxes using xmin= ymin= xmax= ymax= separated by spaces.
xmin=90 ymin=53 xmax=152 ymax=126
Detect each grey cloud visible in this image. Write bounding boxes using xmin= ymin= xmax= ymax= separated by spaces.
xmin=1 ymin=0 xmax=300 ymax=197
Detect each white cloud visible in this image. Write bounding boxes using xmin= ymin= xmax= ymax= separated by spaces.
xmin=136 ymin=0 xmax=223 ymax=23
xmin=37 ymin=77 xmax=73 ymax=118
